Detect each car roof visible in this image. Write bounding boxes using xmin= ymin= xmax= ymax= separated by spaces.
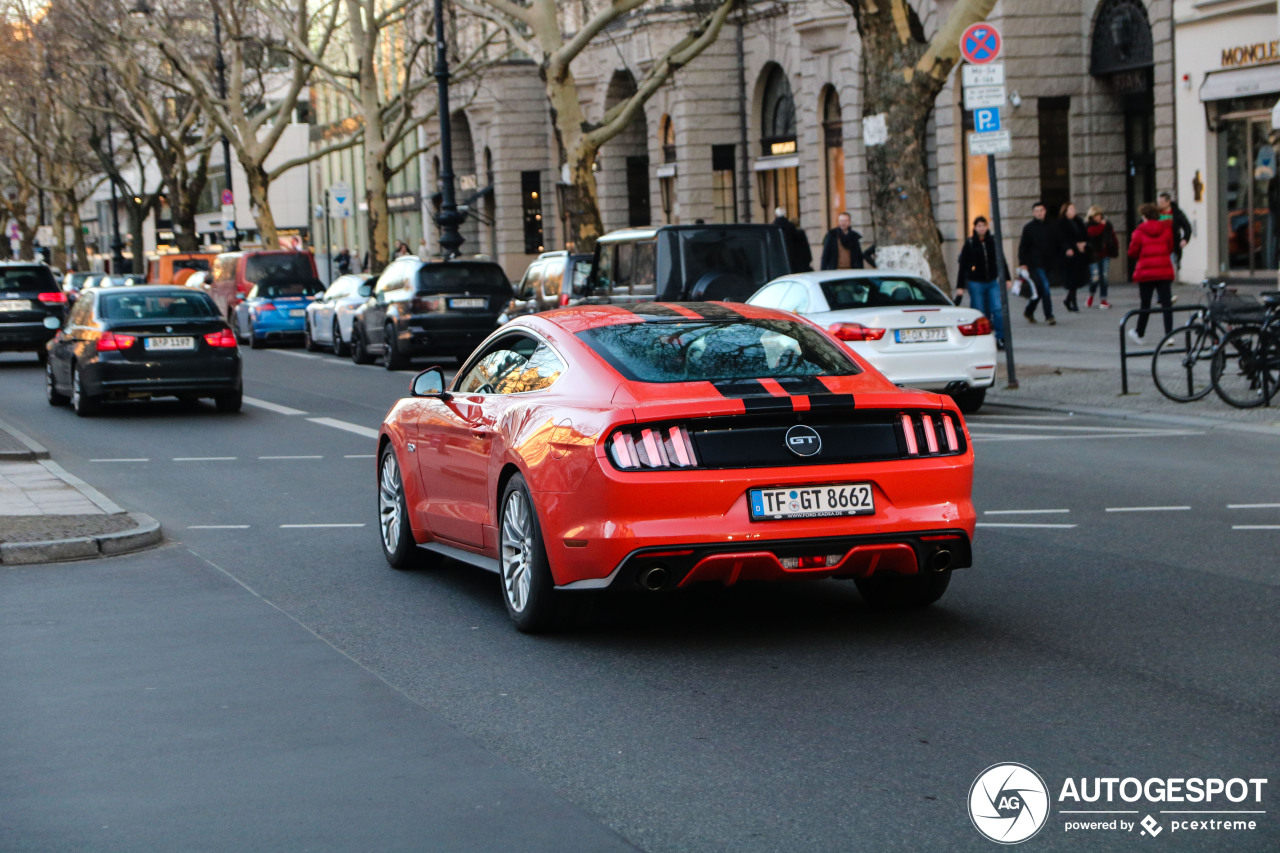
xmin=770 ymin=269 xmax=931 ymax=283
xmin=596 ymin=223 xmax=784 ymax=245
xmin=88 ymin=284 xmax=207 ymax=295
xmin=530 ymin=301 xmax=805 ymax=335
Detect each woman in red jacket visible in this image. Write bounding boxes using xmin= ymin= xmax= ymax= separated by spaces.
xmin=1127 ymin=203 xmax=1176 ymax=344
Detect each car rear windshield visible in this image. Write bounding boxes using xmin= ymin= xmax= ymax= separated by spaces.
xmin=819 ymin=276 xmax=951 ymax=309
xmin=677 ymin=229 xmax=790 ymax=290
xmin=99 ymin=291 xmax=219 ymax=320
xmin=0 ymin=266 xmax=58 ymax=293
xmin=173 ymin=258 xmax=210 ymax=273
xmin=578 ymin=318 xmax=860 ymax=384
xmin=258 ymin=279 xmax=323 ymax=299
xmin=245 ymin=254 xmax=313 ymax=285
xmin=416 ymin=263 xmax=510 ymax=294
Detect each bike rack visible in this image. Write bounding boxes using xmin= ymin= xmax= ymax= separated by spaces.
xmin=1118 ymin=306 xmax=1202 ymax=395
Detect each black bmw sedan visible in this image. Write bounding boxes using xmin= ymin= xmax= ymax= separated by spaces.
xmin=46 ymin=285 xmax=242 ymax=416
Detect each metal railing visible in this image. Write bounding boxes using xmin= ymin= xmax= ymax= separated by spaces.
xmin=1117 ymin=306 xmax=1201 ymax=395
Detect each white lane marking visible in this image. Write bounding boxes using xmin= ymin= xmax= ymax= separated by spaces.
xmin=173 ymin=456 xmax=238 ymax=462
xmin=243 ymin=396 xmax=308 ymax=416
xmin=1105 ymin=506 xmax=1191 ymax=513
xmin=344 ymin=454 xmax=376 ymax=459
xmin=970 ymin=430 xmax=1204 ymax=443
xmin=976 ymin=522 xmax=1078 ymax=529
xmin=91 ymin=458 xmax=149 ymax=463
xmin=307 ymin=416 xmax=380 ymax=440
xmin=268 ymin=350 xmax=325 ymax=360
xmin=968 ymin=423 xmax=1183 ymax=432
xmin=279 ymin=523 xmax=366 ymax=528
xmin=983 ymin=509 xmax=1070 ymax=515
xmin=258 ymin=455 xmax=324 ymax=460
xmin=1232 ymin=525 xmax=1280 ymax=530
xmin=188 ymin=525 xmax=250 ymax=529
xmin=1227 ymin=503 xmax=1280 ymax=509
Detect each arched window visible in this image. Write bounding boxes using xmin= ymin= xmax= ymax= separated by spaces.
xmin=756 ymin=64 xmax=799 ymax=224
xmin=761 ymin=65 xmax=797 ymax=155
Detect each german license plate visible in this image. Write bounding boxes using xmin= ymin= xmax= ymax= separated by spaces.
xmin=289 ymin=309 xmax=306 ymax=317
xmin=0 ymin=299 xmax=31 ymax=312
xmin=749 ymin=483 xmax=875 ymax=520
xmin=449 ymin=297 xmax=487 ymax=309
xmin=144 ymin=336 xmax=194 ymax=351
xmin=895 ymin=327 xmax=948 ymax=343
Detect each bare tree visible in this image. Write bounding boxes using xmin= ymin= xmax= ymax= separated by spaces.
xmin=455 ymin=0 xmax=736 ymax=251
xmin=847 ymin=0 xmax=998 ymax=290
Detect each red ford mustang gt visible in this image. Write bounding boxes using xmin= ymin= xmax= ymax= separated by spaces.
xmin=377 ymin=301 xmax=975 ymax=632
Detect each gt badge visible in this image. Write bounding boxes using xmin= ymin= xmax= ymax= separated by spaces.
xmin=785 ymin=424 xmax=822 ymax=457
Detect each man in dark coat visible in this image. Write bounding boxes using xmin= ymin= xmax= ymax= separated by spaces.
xmin=1017 ymin=201 xmax=1057 ymax=325
xmin=772 ymin=207 xmax=812 ymax=272
xmin=1158 ymin=192 xmax=1193 ymax=272
xmin=820 ymin=211 xmax=865 ymax=270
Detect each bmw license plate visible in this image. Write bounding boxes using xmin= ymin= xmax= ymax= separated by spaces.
xmin=0 ymin=299 xmax=31 ymax=312
xmin=289 ymin=309 xmax=306 ymax=317
xmin=895 ymin=327 xmax=948 ymax=343
xmin=749 ymin=483 xmax=875 ymax=520
xmin=144 ymin=336 xmax=195 ymax=351
xmin=449 ymin=297 xmax=487 ymax=309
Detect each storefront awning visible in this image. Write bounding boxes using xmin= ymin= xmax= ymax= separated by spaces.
xmin=752 ymin=154 xmax=799 ymax=172
xmin=1200 ymin=63 xmax=1280 ymax=102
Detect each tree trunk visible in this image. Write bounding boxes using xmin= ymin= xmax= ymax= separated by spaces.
xmin=363 ymin=120 xmax=391 ymax=275
xmin=542 ymin=59 xmax=605 ymax=254
xmin=70 ymin=202 xmax=88 ymax=270
xmin=19 ymin=224 xmax=35 ymax=261
xmin=127 ymin=204 xmax=147 ymax=275
xmin=566 ymin=147 xmax=604 ymax=253
xmin=244 ymin=164 xmax=278 ymax=248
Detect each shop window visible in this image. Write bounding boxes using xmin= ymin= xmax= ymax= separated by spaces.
xmin=1037 ymin=97 xmax=1071 ymax=218
xmin=712 ymin=144 xmax=737 ymax=223
xmin=626 ymin=156 xmax=651 ymax=227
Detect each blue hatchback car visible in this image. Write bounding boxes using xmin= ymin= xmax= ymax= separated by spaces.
xmin=234 ymin=278 xmax=324 ymax=349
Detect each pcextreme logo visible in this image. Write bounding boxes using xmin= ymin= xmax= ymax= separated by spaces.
xmin=969 ymin=764 xmax=1269 ymax=844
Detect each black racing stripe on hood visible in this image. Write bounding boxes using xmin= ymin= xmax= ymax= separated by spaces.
xmin=685 ymin=302 xmax=745 ymax=321
xmin=773 ymin=376 xmax=830 ymax=396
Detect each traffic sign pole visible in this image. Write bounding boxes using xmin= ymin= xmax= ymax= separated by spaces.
xmin=324 ymin=189 xmax=333 ymax=283
xmin=986 ymin=153 xmax=1017 ymax=390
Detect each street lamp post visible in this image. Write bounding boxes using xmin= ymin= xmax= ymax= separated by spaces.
xmin=211 ymin=0 xmax=240 ymax=251
xmin=433 ymin=0 xmax=464 ymax=259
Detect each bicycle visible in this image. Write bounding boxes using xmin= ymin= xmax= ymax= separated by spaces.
xmin=1150 ymin=281 xmax=1265 ymax=402
xmin=1209 ymin=292 xmax=1280 ymax=408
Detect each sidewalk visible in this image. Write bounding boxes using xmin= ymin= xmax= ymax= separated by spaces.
xmin=982 ymin=279 xmax=1280 ymax=434
xmin=0 ymin=418 xmax=160 ymax=565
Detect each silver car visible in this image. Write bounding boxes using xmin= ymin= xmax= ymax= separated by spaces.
xmin=304 ymin=274 xmax=372 ymax=355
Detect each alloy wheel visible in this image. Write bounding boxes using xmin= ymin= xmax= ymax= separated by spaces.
xmin=500 ymin=489 xmax=533 ymax=613
xmin=378 ymin=452 xmax=402 ymax=554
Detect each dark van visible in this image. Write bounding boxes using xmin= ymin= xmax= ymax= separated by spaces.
xmin=209 ymin=250 xmax=319 ymax=320
xmin=0 ymin=263 xmax=67 ymax=363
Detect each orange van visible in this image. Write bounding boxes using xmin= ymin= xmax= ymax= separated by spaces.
xmin=145 ymin=253 xmax=218 ymax=285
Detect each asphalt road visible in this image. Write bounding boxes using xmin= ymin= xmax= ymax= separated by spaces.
xmin=1 ymin=345 xmax=1277 ymax=852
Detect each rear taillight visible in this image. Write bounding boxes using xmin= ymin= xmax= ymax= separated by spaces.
xmin=97 ymin=331 xmax=136 ymax=352
xmin=38 ymin=291 xmax=68 ymax=304
xmin=828 ymin=322 xmax=885 ymax=342
xmin=412 ymin=296 xmax=443 ymax=313
xmin=609 ymin=425 xmax=699 ymax=470
xmin=204 ymin=328 xmax=237 ymax=348
xmin=958 ymin=316 xmax=993 ymax=336
xmin=900 ymin=412 xmax=963 ymax=456
xmin=256 ymin=302 xmax=276 ymax=313
xmin=558 ymin=293 xmax=569 ymax=307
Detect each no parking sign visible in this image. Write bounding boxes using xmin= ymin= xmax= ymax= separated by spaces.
xmin=960 ymin=23 xmax=1002 ymax=65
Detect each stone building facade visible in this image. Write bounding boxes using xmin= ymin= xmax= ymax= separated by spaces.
xmin=420 ymin=0 xmax=1176 ymax=286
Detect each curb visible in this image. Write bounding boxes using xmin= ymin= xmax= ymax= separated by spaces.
xmin=0 ymin=513 xmax=163 ymax=566
xmin=985 ymin=392 xmax=1280 ymax=437
xmin=0 ymin=416 xmax=51 ymax=461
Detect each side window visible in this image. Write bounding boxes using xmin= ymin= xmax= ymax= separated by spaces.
xmin=777 ymin=283 xmax=810 ymax=313
xmin=520 ymin=263 xmax=543 ymax=298
xmin=70 ymin=293 xmax=93 ymax=326
xmin=493 ymin=342 xmax=566 ymax=394
xmin=631 ymin=242 xmax=657 ymax=296
xmin=457 ymin=334 xmax=540 ymax=394
xmin=542 ymin=262 xmax=562 ymax=298
xmin=614 ymin=243 xmax=635 ymax=294
xmin=594 ymin=246 xmax=615 ymax=294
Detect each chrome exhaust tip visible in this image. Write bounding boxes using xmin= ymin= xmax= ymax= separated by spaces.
xmin=639 ymin=565 xmax=669 ymax=591
xmin=929 ymin=549 xmax=953 ymax=573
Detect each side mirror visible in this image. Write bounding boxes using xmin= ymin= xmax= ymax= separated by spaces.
xmin=410 ymin=366 xmax=447 ymax=398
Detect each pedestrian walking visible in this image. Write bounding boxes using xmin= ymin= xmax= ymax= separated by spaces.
xmin=1126 ymin=203 xmax=1176 ymax=345
xmin=1158 ymin=192 xmax=1193 ymax=276
xmin=395 ymin=240 xmax=411 ymax=257
xmin=336 ymin=247 xmax=352 ymax=276
xmin=1056 ymin=202 xmax=1089 ymax=312
xmin=1016 ymin=201 xmax=1057 ymax=325
xmin=820 ymin=212 xmax=865 ymax=270
xmin=1084 ymin=206 xmax=1117 ymax=309
xmin=955 ymin=215 xmax=1010 ymax=348
xmin=772 ymin=207 xmax=813 ymax=273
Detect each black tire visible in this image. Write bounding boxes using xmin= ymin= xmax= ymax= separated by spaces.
xmin=230 ymin=310 xmax=246 ymax=343
xmin=1152 ymin=324 xmax=1217 ymax=403
xmin=854 ymin=569 xmax=951 ymax=610
xmin=1211 ymin=326 xmax=1277 ymax=409
xmin=378 ymin=445 xmax=432 ymax=570
xmin=332 ymin=319 xmax=349 ymax=356
xmin=304 ymin=319 xmax=321 ymax=352
xmin=384 ymin=323 xmax=409 ymax=370
xmin=249 ymin=324 xmax=264 ymax=349
xmin=351 ymin=325 xmax=374 ymax=364
xmin=36 ymin=348 xmax=48 ymax=365
xmin=499 ymin=474 xmax=574 ymax=633
xmin=952 ymin=387 xmax=986 ymax=414
xmin=45 ymin=360 xmax=69 ymax=406
xmin=214 ymin=387 xmax=243 ymax=413
xmin=71 ymin=363 xmax=99 ymax=417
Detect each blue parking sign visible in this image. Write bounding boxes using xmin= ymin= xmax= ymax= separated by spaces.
xmin=974 ymin=107 xmax=1001 ymax=133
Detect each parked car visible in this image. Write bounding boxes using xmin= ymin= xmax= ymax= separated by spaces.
xmin=233 ymin=277 xmax=324 ymax=349
xmin=209 ymin=250 xmax=319 ymax=320
xmin=579 ymin=223 xmax=792 ymax=307
xmin=45 ymin=285 xmax=241 ymax=415
xmin=747 ymin=270 xmax=997 ymax=412
xmin=145 ymin=252 xmax=217 ymax=285
xmin=502 ymin=251 xmax=592 ymax=319
xmin=350 ymin=257 xmax=511 ymax=370
xmin=0 ymin=262 xmax=67 ymax=363
xmin=376 ymin=301 xmax=974 ymax=632
xmin=304 ymin=273 xmax=372 ymax=354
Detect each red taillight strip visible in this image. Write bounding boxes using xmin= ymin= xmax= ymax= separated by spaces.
xmin=611 ymin=432 xmax=638 ymax=468
xmin=610 ymin=425 xmax=699 ymax=470
xmin=922 ymin=415 xmax=939 ymax=453
xmin=900 ymin=414 xmax=919 ymax=455
xmin=668 ymin=426 xmax=692 ymax=467
xmin=942 ymin=415 xmax=959 ymax=452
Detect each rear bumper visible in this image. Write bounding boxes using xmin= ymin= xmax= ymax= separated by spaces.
xmin=847 ymin=341 xmax=998 ymax=391
xmin=0 ymin=323 xmax=57 ymax=351
xmin=397 ymin=315 xmax=501 ymax=354
xmin=84 ymin=357 xmax=241 ymax=398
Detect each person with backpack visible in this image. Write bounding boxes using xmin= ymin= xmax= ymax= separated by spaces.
xmin=955 ymin=215 xmax=1010 ymax=348
xmin=1085 ymin=206 xmax=1117 ymax=309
